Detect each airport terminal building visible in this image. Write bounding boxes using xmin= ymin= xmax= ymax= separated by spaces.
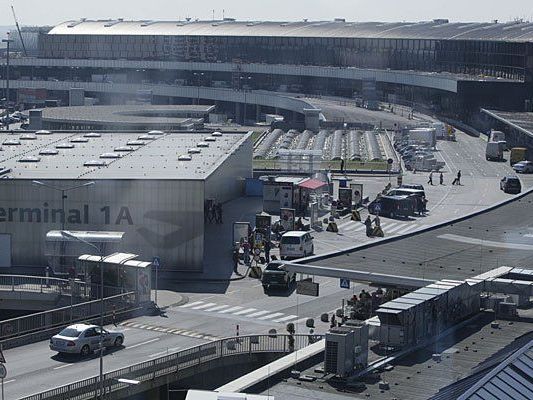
xmin=0 ymin=130 xmax=252 ymax=270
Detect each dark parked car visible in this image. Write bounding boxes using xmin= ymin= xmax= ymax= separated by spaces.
xmin=368 ymin=195 xmax=415 ymax=219
xmin=500 ymin=176 xmax=521 ymax=194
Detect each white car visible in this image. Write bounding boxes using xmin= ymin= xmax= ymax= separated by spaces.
xmin=512 ymin=161 xmax=533 ymax=174
xmin=279 ymin=231 xmax=314 ymax=260
xmin=50 ymin=324 xmax=124 ymax=356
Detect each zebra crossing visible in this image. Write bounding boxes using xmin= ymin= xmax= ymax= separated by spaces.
xmin=120 ymin=321 xmax=219 ymax=341
xmin=336 ymin=219 xmax=430 ymax=236
xmin=177 ymin=300 xmax=310 ymax=325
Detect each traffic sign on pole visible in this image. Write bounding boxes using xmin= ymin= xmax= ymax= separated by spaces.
xmin=153 ymin=257 xmax=160 ymax=306
xmin=340 ymin=278 xmax=350 ymax=289
xmin=0 ymin=346 xmax=5 ymax=364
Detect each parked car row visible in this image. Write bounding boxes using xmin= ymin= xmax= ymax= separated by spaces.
xmin=394 ymin=137 xmax=444 ymax=172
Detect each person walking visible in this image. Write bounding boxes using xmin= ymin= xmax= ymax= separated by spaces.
xmin=340 ymin=158 xmax=345 ymax=173
xmin=243 ymin=240 xmax=251 ymax=266
xmin=452 ymin=170 xmax=462 ymax=185
xmin=373 ymin=214 xmax=381 ymax=228
xmin=439 ymin=172 xmax=444 ymax=185
xmin=427 ymin=171 xmax=434 ymax=185
xmin=364 ymin=215 xmax=373 ymax=237
xmin=232 ymin=248 xmax=241 ymax=275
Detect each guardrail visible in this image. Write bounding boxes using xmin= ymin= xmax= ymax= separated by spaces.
xmin=0 ymin=274 xmax=77 ymax=295
xmin=0 ymin=291 xmax=136 ymax=341
xmin=20 ymin=334 xmax=321 ymax=400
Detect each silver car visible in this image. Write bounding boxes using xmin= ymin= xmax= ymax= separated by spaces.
xmin=50 ymin=323 xmax=124 ymax=356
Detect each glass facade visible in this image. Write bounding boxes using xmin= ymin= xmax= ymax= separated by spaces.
xmin=39 ymin=34 xmax=531 ymax=81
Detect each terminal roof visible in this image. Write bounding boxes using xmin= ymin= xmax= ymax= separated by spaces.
xmin=0 ymin=130 xmax=249 ymax=180
xmin=48 ymin=20 xmax=533 ymax=42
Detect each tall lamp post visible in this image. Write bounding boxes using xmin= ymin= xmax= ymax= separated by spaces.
xmin=60 ymin=230 xmax=105 ymax=399
xmin=32 ymin=181 xmax=95 ymax=230
xmin=2 ymin=34 xmax=13 ymax=131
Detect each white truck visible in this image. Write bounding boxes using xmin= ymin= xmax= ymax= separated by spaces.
xmin=408 ymin=128 xmax=437 ymax=148
xmin=486 ymin=141 xmax=504 ymax=161
xmin=489 ymin=130 xmax=507 ymax=150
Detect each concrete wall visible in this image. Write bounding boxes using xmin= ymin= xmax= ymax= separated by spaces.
xmin=0 ymin=179 xmax=204 ymax=271
xmin=205 ymin=133 xmax=253 ymax=203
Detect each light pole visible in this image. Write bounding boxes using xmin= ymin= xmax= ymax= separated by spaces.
xmin=60 ymin=230 xmax=105 ymax=399
xmin=192 ymin=72 xmax=204 ymax=104
xmin=32 ymin=181 xmax=95 ymax=231
xmin=2 ymin=34 xmax=13 ymax=131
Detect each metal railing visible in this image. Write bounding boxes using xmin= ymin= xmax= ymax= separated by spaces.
xmin=20 ymin=334 xmax=321 ymax=400
xmin=0 ymin=291 xmax=136 ymax=341
xmin=0 ymin=274 xmax=78 ymax=295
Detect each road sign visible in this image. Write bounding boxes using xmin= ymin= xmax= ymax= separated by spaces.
xmin=0 ymin=347 xmax=5 ymax=364
xmin=0 ymin=364 xmax=6 ymax=379
xmin=297 ymin=279 xmax=319 ymax=297
xmin=374 ymin=203 xmax=382 ymax=215
xmin=387 ymin=158 xmax=394 ymax=165
xmin=340 ymin=278 xmax=350 ymax=289
xmin=152 ymin=256 xmax=160 ymax=268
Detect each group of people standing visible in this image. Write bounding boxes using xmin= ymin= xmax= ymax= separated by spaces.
xmin=364 ymin=214 xmax=383 ymax=237
xmin=205 ymin=200 xmax=223 ymax=224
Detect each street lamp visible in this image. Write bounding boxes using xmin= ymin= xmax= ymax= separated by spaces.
xmin=32 ymin=181 xmax=95 ymax=230
xmin=2 ymin=34 xmax=13 ymax=131
xmin=60 ymin=230 xmax=105 ymax=399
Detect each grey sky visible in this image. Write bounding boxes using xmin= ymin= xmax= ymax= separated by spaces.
xmin=2 ymin=0 xmax=532 ymax=26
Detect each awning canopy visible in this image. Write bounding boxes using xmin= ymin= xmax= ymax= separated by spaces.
xmin=298 ymin=178 xmax=328 ymax=190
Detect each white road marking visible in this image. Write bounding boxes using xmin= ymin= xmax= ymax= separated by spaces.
xmin=438 ymin=234 xmax=533 ymax=250
xmin=3 ymin=379 xmax=16 ymax=384
xmin=396 ymin=225 xmax=417 ymax=235
xmin=149 ymin=346 xmax=181 ymax=358
xmin=53 ymin=364 xmax=71 ymax=370
xmin=127 ymin=337 xmax=160 ymax=349
xmin=273 ymin=315 xmax=299 ymax=323
xmin=232 ymin=308 xmax=257 ymax=315
xmin=218 ymin=306 xmax=244 ymax=314
xmin=179 ymin=301 xmax=204 ymax=308
xmin=191 ymin=302 xmax=217 ymax=310
xmin=258 ymin=312 xmax=284 ymax=320
xmin=245 ymin=310 xmax=270 ymax=318
xmin=204 ymin=304 xmax=230 ymax=312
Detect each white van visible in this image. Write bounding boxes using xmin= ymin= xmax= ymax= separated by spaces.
xmin=280 ymin=231 xmax=314 ymax=260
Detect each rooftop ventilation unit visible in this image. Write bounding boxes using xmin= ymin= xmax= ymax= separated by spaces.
xmin=3 ymin=139 xmax=21 ymax=145
xmin=20 ymin=134 xmax=37 ymax=140
xmin=35 ymin=130 xmax=52 ymax=135
xmin=127 ymin=140 xmax=146 ymax=146
xmin=197 ymin=142 xmax=209 ymax=147
xmin=114 ymin=146 xmax=135 ymax=152
xmin=138 ymin=135 xmax=156 ymax=141
xmin=70 ymin=137 xmax=89 ymax=143
xmin=204 ymin=137 xmax=217 ymax=142
xmin=84 ymin=160 xmax=108 ymax=167
xmin=188 ymin=148 xmax=201 ymax=154
xmin=148 ymin=130 xmax=165 ymax=135
xmin=212 ymin=131 xmax=223 ymax=137
xmin=56 ymin=143 xmax=75 ymax=149
xmin=84 ymin=132 xmax=102 ymax=138
xmin=100 ymin=153 xmax=121 ymax=159
xmin=18 ymin=156 xmax=41 ymax=163
xmin=39 ymin=149 xmax=59 ymax=156
xmin=178 ymin=155 xmax=192 ymax=161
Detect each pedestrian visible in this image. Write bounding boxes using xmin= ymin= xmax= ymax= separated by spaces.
xmin=427 ymin=171 xmax=433 ymax=185
xmin=364 ymin=215 xmax=373 ymax=237
xmin=232 ymin=248 xmax=241 ymax=275
xmin=452 ymin=170 xmax=461 ymax=185
xmin=439 ymin=172 xmax=444 ymax=185
xmin=216 ymin=202 xmax=223 ymax=224
xmin=112 ymin=304 xmax=117 ymax=327
xmin=372 ymin=214 xmax=381 ymax=228
xmin=340 ymin=158 xmax=345 ymax=173
xmin=243 ymin=240 xmax=251 ymax=266
xmin=264 ymin=239 xmax=271 ymax=264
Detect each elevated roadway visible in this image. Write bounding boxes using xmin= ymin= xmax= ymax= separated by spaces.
xmin=10 ymin=58 xmax=465 ymax=92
